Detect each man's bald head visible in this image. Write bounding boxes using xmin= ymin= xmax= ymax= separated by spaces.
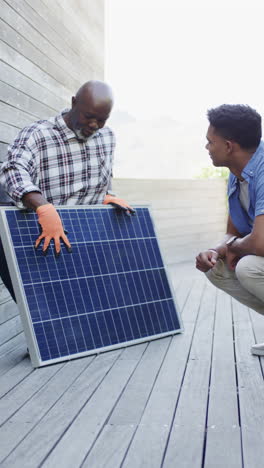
xmin=65 ymin=80 xmax=114 ymax=142
xmin=75 ymin=81 xmax=114 ymax=109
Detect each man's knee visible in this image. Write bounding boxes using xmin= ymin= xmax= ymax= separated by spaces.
xmin=235 ymin=255 xmax=262 ymax=284
xmin=235 ymin=255 xmax=264 ymax=289
xmin=205 ymin=259 xmax=228 ymax=286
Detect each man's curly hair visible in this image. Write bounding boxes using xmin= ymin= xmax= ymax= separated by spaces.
xmin=207 ymin=104 xmax=262 ymax=149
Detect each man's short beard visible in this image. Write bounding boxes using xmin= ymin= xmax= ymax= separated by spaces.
xmin=68 ymin=113 xmax=94 ymax=142
xmin=73 ymin=128 xmax=92 ymax=143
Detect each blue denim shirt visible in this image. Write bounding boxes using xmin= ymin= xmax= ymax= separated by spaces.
xmin=228 ymin=141 xmax=264 ymax=236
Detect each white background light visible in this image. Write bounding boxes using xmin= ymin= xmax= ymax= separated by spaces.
xmin=105 ymin=0 xmax=264 ymax=179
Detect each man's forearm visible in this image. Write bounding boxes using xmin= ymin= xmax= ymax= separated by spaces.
xmin=211 ymin=214 xmax=242 ymax=258
xmin=210 ymin=234 xmax=238 ymax=258
xmin=229 ymin=234 xmax=264 ymax=257
xmin=22 ymin=192 xmax=49 ymax=211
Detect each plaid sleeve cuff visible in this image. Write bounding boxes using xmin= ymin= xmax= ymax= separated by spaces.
xmin=10 ymin=184 xmax=42 ymax=208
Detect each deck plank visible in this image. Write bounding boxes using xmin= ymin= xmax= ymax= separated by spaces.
xmin=233 ymin=298 xmax=264 ymax=468
xmin=1 ymin=351 xmax=128 ymax=468
xmin=0 ymin=315 xmax=23 ymax=346
xmin=119 ymin=341 xmax=198 ymax=466
xmin=0 ymin=360 xmax=85 ymax=463
xmin=203 ymin=289 xmax=242 ymax=468
xmin=41 ymin=351 xmax=147 ymax=468
xmin=248 ymin=308 xmax=264 ymax=351
xmin=88 ymin=424 xmax=170 ymax=468
xmin=241 ymin=428 xmax=264 ymax=468
xmin=0 ymin=299 xmax=19 ymax=325
xmin=188 ymin=282 xmax=216 ymax=359
xmin=163 ymin=427 xmax=205 ymax=468
xmin=174 ymin=278 xmax=194 ymax=311
xmin=207 ymin=290 xmax=239 ymax=428
xmin=0 ymin=361 xmax=63 ymax=427
xmin=236 ymin=359 xmax=264 ymax=427
xmin=204 ymin=428 xmax=242 ymax=468
xmin=82 ymin=424 xmax=136 ymax=468
xmin=0 ymin=333 xmax=27 ymax=377
xmin=107 ymin=338 xmax=171 ymax=426
xmin=0 ymin=282 xmax=11 ymax=304
xmin=0 ymin=358 xmax=33 ymax=398
xmin=181 ymin=278 xmax=206 ymax=323
xmin=162 ymin=281 xmax=216 ymax=467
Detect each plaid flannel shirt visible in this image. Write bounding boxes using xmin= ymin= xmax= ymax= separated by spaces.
xmin=0 ymin=109 xmax=115 ymax=208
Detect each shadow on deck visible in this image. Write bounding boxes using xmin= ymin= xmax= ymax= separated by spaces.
xmin=0 ymin=262 xmax=264 ymax=468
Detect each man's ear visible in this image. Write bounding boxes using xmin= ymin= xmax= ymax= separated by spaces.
xmin=72 ymin=96 xmax=76 ymax=107
xmin=226 ymin=140 xmax=234 ymax=153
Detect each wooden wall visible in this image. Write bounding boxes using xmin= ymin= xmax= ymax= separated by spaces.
xmin=113 ymin=178 xmax=227 ymax=264
xmin=0 ymin=0 xmax=104 ymax=163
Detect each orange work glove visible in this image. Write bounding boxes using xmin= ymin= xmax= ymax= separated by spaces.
xmin=103 ymin=194 xmax=136 ymax=216
xmin=35 ymin=204 xmax=72 ymax=256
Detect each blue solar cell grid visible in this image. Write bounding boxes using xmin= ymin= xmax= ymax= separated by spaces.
xmin=5 ymin=207 xmax=181 ymax=364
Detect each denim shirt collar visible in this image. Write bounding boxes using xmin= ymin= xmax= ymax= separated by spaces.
xmin=241 ymin=141 xmax=263 ymax=181
xmin=227 ymin=141 xmax=264 ymax=235
xmin=229 ymin=141 xmax=263 ymax=190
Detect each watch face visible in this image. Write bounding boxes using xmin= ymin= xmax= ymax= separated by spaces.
xmin=226 ymin=236 xmax=237 ymax=246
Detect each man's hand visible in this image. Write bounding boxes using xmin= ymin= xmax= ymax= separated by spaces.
xmin=103 ymin=194 xmax=136 ymax=216
xmin=35 ymin=204 xmax=72 ymax=256
xmin=196 ymin=249 xmax=219 ymax=272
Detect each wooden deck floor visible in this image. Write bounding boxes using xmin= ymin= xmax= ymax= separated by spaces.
xmin=1 ymin=262 xmax=264 ymax=468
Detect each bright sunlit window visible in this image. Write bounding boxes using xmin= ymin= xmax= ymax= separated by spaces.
xmin=105 ymin=0 xmax=264 ymax=179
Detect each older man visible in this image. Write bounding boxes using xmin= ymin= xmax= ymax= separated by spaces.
xmin=0 ymin=80 xmax=134 ymax=301
xmin=196 ymin=104 xmax=264 ymax=356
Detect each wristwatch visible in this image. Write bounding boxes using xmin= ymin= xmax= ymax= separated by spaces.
xmin=226 ymin=235 xmax=238 ymax=246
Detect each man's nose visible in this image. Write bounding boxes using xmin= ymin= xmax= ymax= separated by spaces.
xmin=89 ymin=120 xmax=99 ymax=130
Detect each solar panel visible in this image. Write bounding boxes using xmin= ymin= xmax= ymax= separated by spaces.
xmin=0 ymin=205 xmax=182 ymax=367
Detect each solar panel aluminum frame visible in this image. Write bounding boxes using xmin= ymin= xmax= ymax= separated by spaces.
xmin=0 ymin=205 xmax=183 ymax=367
